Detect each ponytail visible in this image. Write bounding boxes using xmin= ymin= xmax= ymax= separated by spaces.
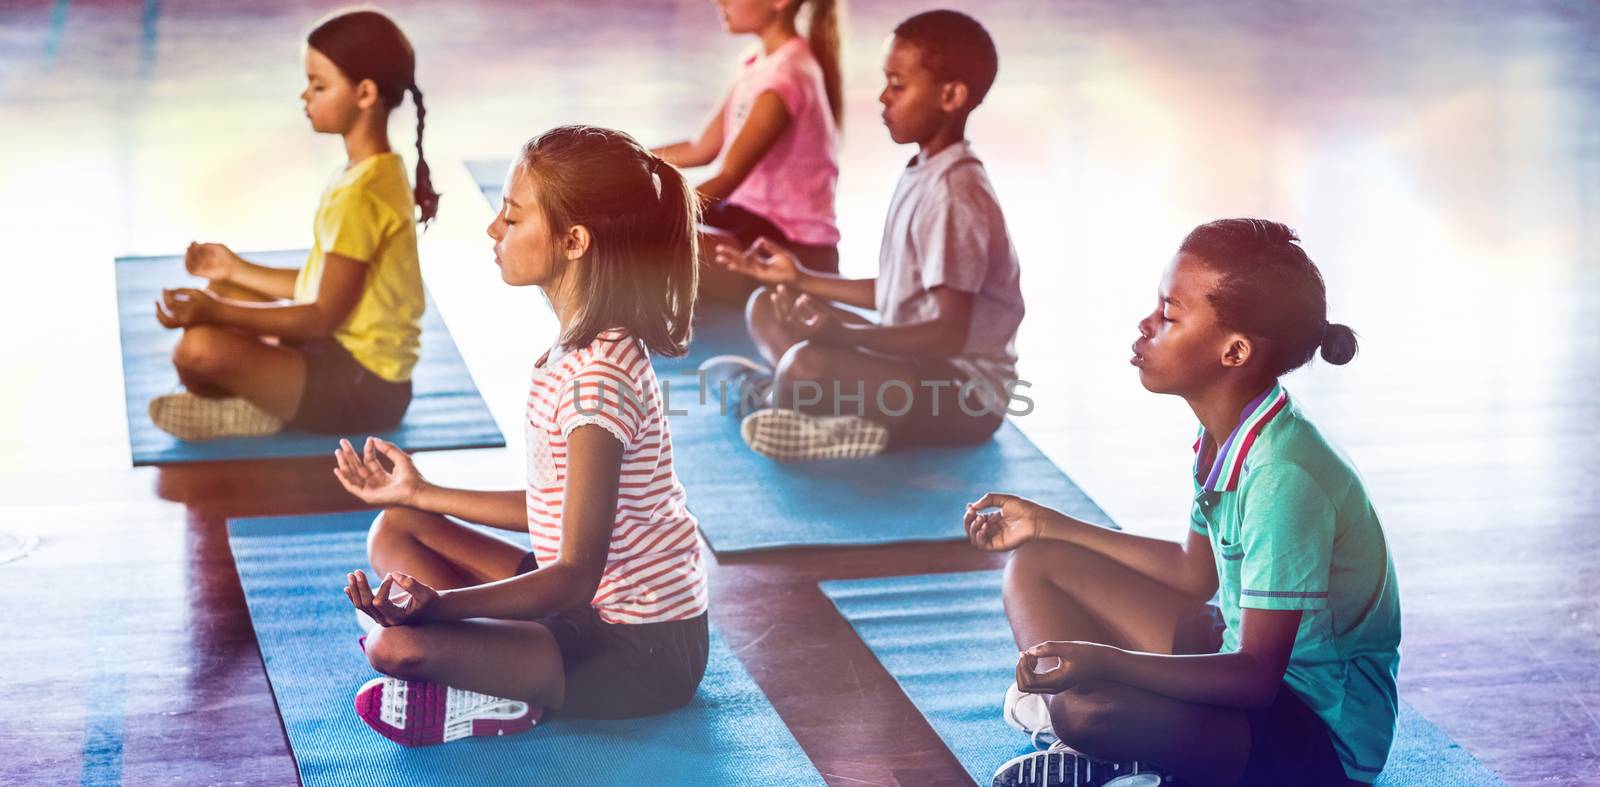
xmin=803 ymin=0 xmax=844 ymax=129
xmin=647 ymin=156 xmax=699 ymax=355
xmin=408 ymin=84 xmax=440 ymax=226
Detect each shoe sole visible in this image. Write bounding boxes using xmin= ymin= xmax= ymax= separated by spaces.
xmin=354 ymin=677 xmax=541 ymax=747
xmin=148 ymin=393 xmax=283 ymax=441
xmin=741 ymin=408 xmax=889 ymax=461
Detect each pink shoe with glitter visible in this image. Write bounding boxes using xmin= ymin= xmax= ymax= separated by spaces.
xmin=354 ymin=677 xmax=542 ymax=747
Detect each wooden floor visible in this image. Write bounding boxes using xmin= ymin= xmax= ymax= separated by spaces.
xmin=1 ymin=1 xmax=1597 ymax=784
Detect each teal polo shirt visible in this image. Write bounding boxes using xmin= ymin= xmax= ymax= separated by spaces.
xmin=1190 ymin=383 xmax=1402 ymax=782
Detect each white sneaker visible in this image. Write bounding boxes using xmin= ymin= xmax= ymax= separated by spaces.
xmin=148 ymin=391 xmax=284 ymax=441
xmin=1004 ymin=681 xmax=1057 ymax=748
xmin=740 ymin=408 xmax=889 ymax=461
xmin=697 ymin=354 xmax=773 ymax=417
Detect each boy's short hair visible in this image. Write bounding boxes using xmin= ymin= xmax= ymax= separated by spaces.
xmin=892 ymin=10 xmax=999 ymax=109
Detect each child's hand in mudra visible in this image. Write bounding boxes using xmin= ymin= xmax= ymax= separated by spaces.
xmin=346 ymin=569 xmax=438 ymax=627
xmin=1016 ymin=641 xmax=1102 ymax=694
xmin=154 ymin=287 xmax=216 ymax=329
xmin=772 ymin=286 xmax=839 ymax=342
xmin=184 ymin=241 xmax=239 ymax=282
xmin=334 ymin=437 xmax=425 ymax=507
xmin=715 ymin=237 xmax=799 ymax=285
xmin=965 ymin=492 xmax=1047 ymax=551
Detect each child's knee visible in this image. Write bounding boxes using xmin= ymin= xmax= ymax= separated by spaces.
xmin=1004 ymin=540 xmax=1060 ymax=585
xmin=1049 ymin=690 xmax=1113 ymax=751
xmin=366 ymin=507 xmax=425 ymax=558
xmin=364 ymin=625 xmax=427 ymax=678
xmin=745 ymin=285 xmax=778 ymax=326
xmin=171 ymin=326 xmax=228 ymax=376
xmin=776 ymin=340 xmax=826 ymax=382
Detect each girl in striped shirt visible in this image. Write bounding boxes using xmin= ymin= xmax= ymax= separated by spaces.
xmin=333 ymin=125 xmax=707 ymax=745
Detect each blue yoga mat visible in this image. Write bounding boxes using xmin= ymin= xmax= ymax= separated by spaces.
xmin=116 ymin=251 xmax=504 ymax=465
xmin=661 ymin=312 xmax=1114 ymax=553
xmin=468 ymin=159 xmax=1108 ymax=553
xmin=820 ymin=570 xmax=1503 ymax=787
xmin=228 ymin=509 xmax=824 ymax=787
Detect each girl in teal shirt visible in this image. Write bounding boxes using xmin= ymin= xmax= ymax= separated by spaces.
xmin=971 ymin=219 xmax=1400 ymax=787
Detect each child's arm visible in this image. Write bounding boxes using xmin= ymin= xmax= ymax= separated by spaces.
xmin=693 ymin=92 xmax=789 ymax=202
xmin=798 ymin=285 xmax=974 ymax=359
xmin=653 ymin=99 xmax=728 ymax=170
xmin=715 ymin=238 xmax=877 ymax=309
xmin=187 ymin=242 xmax=298 ymax=300
xmin=334 ymin=438 xmax=526 ymax=530
xmin=158 ymin=253 xmax=367 ymax=339
xmin=967 ymin=493 xmax=1219 ymax=602
xmin=1017 ymin=608 xmax=1302 ymax=710
xmin=424 ymin=424 xmax=624 ymax=621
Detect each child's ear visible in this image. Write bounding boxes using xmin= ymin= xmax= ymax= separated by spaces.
xmin=563 ymin=225 xmax=593 ymax=261
xmin=355 ymin=78 xmax=382 ymax=111
xmin=1221 ymin=335 xmax=1255 ymax=368
xmin=939 ymin=81 xmax=970 ymax=114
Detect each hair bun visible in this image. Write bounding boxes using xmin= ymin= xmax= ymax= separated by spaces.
xmin=1319 ymin=322 xmax=1358 ymax=365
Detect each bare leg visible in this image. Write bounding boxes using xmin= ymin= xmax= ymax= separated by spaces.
xmin=364 ymin=619 xmax=567 ymax=707
xmin=1048 ymin=680 xmax=1253 ymax=787
xmin=1002 ymin=539 xmax=1200 ymax=654
xmin=360 ymin=508 xmax=568 ymax=706
xmin=770 ymin=339 xmax=922 ymax=424
xmin=170 ymin=325 xmax=307 ymax=420
xmin=365 ymin=507 xmax=528 ymax=590
xmin=1002 ymin=540 xmax=1261 ymax=786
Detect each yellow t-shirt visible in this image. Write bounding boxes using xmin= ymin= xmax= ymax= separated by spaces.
xmin=293 ymin=152 xmax=424 ymax=383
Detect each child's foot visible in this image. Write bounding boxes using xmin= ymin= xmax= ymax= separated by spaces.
xmin=991 ymin=742 xmax=1168 ymax=787
xmin=354 ymin=676 xmax=542 ymax=747
xmin=1003 ymin=681 xmax=1057 ymax=748
xmin=148 ymin=391 xmax=284 ymax=441
xmin=740 ymin=408 xmax=889 ymax=461
xmin=697 ymin=354 xmax=773 ymax=417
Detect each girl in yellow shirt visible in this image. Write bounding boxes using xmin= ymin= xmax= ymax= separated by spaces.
xmin=150 ymin=9 xmax=436 ymax=440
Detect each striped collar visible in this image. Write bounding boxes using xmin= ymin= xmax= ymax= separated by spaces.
xmin=1192 ymin=383 xmax=1290 ymax=492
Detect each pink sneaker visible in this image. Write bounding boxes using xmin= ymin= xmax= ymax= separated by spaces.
xmin=354 ymin=676 xmax=542 ymax=747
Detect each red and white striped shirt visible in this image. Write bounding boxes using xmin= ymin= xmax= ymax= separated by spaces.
xmin=525 ymin=329 xmax=708 ymax=625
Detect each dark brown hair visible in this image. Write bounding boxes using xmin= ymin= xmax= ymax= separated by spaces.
xmin=308 ymin=9 xmax=440 ymax=225
xmin=1179 ymin=218 xmax=1358 ymax=377
xmin=518 ymin=125 xmax=699 ymax=358
xmin=892 ymin=9 xmax=999 ymax=109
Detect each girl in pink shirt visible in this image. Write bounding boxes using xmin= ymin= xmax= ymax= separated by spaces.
xmin=653 ymin=0 xmax=843 ymax=303
xmin=335 ymin=126 xmax=708 ymax=745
